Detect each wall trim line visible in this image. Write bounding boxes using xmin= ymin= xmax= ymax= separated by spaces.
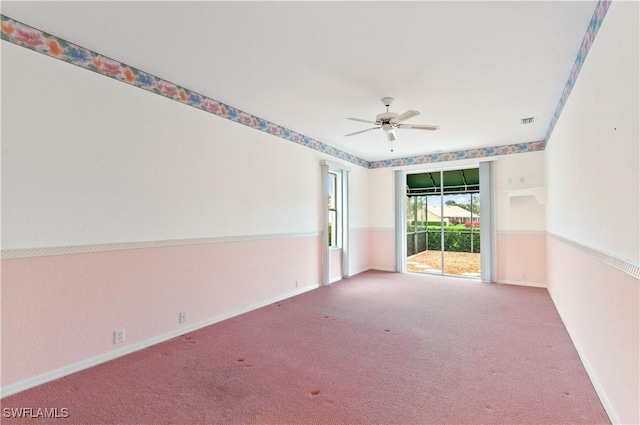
xmin=497 ymin=230 xmax=547 ymax=235
xmin=547 ymin=232 xmax=640 ymax=279
xmin=367 ymin=227 xmax=396 ymax=233
xmin=0 ymin=283 xmax=320 ymax=398
xmin=347 ymin=227 xmax=396 ymax=233
xmin=1 ymin=232 xmax=320 ymax=260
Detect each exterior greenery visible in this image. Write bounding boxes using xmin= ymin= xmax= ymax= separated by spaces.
xmin=407 ymin=225 xmax=480 ymax=255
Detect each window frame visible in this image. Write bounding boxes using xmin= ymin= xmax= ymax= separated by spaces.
xmin=328 ymin=170 xmax=341 ymax=248
xmin=321 ymin=160 xmax=350 ymax=285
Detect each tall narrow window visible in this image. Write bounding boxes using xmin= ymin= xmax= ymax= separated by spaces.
xmin=328 ymin=172 xmax=339 ymax=247
xmin=321 ymin=160 xmax=350 ymax=285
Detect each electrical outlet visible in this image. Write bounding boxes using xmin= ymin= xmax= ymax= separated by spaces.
xmin=295 ymin=280 xmax=299 ymax=288
xmin=520 ymin=272 xmax=526 ymax=281
xmin=508 ymin=177 xmax=513 ymax=184
xmin=114 ymin=329 xmax=125 ymax=344
xmin=180 ymin=311 xmax=187 ymax=324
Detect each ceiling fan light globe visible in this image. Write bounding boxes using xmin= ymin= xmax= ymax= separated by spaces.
xmin=383 ymin=126 xmax=397 ymax=142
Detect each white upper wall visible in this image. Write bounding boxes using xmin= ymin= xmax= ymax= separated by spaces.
xmin=347 ymin=165 xmax=370 ymax=230
xmin=1 ymin=42 xmax=343 ymax=249
xmin=368 ymin=168 xmax=395 ymax=229
xmin=495 ymin=151 xmax=546 ymax=232
xmin=545 ymin=0 xmax=639 ymax=262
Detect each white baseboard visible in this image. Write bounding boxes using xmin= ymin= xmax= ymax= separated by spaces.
xmin=345 ymin=266 xmax=395 ymax=276
xmin=347 ymin=266 xmax=370 ymax=277
xmin=370 ymin=266 xmax=396 ymax=272
xmin=496 ymin=279 xmax=547 ymax=288
xmin=0 ymin=283 xmax=320 ymax=399
xmin=550 ymin=296 xmax=620 ymax=424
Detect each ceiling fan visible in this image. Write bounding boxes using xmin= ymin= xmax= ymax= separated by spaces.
xmin=345 ymin=97 xmax=439 ymax=142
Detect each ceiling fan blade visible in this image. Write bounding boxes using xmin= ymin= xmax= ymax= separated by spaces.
xmin=344 ymin=127 xmax=380 ymax=137
xmin=397 ymin=123 xmax=439 ymax=131
xmin=391 ymin=110 xmax=420 ymax=124
xmin=347 ymin=117 xmax=378 ymax=125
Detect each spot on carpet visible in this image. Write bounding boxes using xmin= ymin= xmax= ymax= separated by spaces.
xmin=236 ymin=358 xmax=245 ymax=363
xmin=384 ymin=329 xmax=391 ymax=333
xmin=310 ymin=390 xmax=320 ymax=396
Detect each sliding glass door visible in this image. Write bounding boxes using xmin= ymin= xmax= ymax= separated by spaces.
xmin=406 ymin=168 xmax=481 ymax=278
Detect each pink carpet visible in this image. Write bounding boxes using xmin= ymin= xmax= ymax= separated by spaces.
xmin=1 ymin=271 xmax=609 ymax=424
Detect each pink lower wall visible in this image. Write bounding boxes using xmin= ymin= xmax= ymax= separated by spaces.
xmin=369 ymin=229 xmax=395 ymax=272
xmin=329 ymin=248 xmax=343 ymax=282
xmin=348 ymin=229 xmax=371 ymax=275
xmin=546 ymin=235 xmax=639 ymax=424
xmin=496 ymin=232 xmax=547 ymax=286
xmin=1 ymin=235 xmax=320 ymax=388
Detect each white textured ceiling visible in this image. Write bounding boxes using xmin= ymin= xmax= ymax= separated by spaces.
xmin=1 ymin=1 xmax=598 ymax=162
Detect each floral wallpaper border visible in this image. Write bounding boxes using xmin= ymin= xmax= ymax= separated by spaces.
xmin=369 ymin=140 xmax=546 ymax=169
xmin=544 ymin=0 xmax=611 ymax=144
xmin=0 ymin=15 xmax=369 ymax=168
xmin=1 ymin=2 xmax=608 ymax=169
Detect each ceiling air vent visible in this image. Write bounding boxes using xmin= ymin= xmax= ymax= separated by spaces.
xmin=520 ymin=117 xmax=535 ymax=125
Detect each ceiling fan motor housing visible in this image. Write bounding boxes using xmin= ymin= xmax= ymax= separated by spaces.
xmin=376 ymin=112 xmax=399 ymax=123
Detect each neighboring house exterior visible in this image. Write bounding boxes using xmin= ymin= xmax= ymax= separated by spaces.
xmin=425 ymin=205 xmax=479 ymax=224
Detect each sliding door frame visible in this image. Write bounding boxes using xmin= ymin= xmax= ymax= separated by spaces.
xmin=397 ymin=161 xmax=496 ymax=281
